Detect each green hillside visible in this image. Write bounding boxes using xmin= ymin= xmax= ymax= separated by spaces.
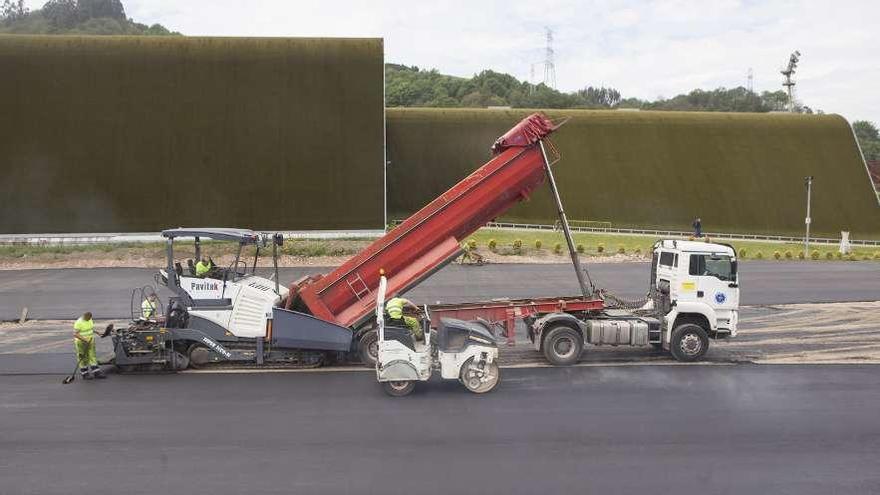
xmin=0 ymin=0 xmax=177 ymax=35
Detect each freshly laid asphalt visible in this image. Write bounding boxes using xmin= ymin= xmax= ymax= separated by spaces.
xmin=1 ymin=365 xmax=879 ymax=495
xmin=1 ymin=261 xmax=879 ymax=320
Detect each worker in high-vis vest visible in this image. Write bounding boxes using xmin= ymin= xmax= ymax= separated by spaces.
xmin=385 ymin=297 xmax=423 ymax=339
xmin=141 ymin=293 xmax=158 ymax=320
xmin=73 ymin=312 xmax=105 ymax=380
xmin=195 ymin=257 xmax=213 ymax=278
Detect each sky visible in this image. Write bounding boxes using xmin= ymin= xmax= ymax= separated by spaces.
xmin=24 ymin=0 xmax=880 ymax=123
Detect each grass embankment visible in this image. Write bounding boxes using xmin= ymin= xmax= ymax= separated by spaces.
xmin=1 ymin=229 xmax=878 ymax=267
xmin=0 ymin=239 xmax=370 ymax=266
xmin=467 ymin=229 xmax=880 ymax=261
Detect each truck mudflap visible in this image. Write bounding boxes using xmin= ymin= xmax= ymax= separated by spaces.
xmin=272 ymin=307 xmax=353 ymax=352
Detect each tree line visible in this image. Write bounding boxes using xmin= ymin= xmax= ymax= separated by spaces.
xmin=386 ymin=64 xmax=878 ymax=159
xmin=0 ymin=0 xmax=177 ymax=35
xmin=386 ymin=64 xmax=799 ymax=113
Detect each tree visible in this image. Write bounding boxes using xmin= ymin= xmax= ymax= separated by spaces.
xmin=1 ymin=0 xmax=28 ymax=23
xmin=576 ymin=86 xmax=621 ymax=108
xmin=77 ymin=0 xmax=125 ymax=21
xmin=42 ymin=0 xmax=79 ymax=29
xmin=1 ymin=0 xmax=177 ymax=34
xmin=853 ymin=121 xmax=880 ymax=161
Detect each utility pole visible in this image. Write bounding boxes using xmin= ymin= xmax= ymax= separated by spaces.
xmin=804 ymin=175 xmax=813 ymax=258
xmin=543 ymin=27 xmax=556 ymax=89
xmin=781 ymin=50 xmax=800 ymax=113
xmin=529 ymin=63 xmax=536 ymax=95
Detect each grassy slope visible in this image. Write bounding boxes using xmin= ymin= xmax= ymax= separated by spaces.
xmin=387 ymin=108 xmax=880 ymax=239
xmin=2 ymin=229 xmax=878 ymax=263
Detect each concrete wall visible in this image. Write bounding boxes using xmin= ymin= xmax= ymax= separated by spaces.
xmin=387 ymin=108 xmax=880 ymax=239
xmin=0 ymin=35 xmax=385 ymax=233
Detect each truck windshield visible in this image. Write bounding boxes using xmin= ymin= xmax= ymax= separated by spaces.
xmin=689 ymin=254 xmax=737 ymax=281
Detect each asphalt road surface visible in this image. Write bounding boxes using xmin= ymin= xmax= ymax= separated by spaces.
xmin=2 ymin=365 xmax=878 ymax=495
xmin=1 ymin=261 xmax=879 ymax=320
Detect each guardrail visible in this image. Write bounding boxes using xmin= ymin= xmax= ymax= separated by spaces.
xmin=0 ymin=230 xmax=385 ymax=246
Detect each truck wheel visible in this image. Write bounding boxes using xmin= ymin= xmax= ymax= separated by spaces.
xmin=460 ymin=357 xmax=501 ymax=394
xmin=358 ymin=330 xmax=379 ymax=367
xmin=670 ymin=324 xmax=709 ymax=362
xmin=542 ymin=325 xmax=583 ymax=366
xmin=382 ymin=380 xmax=416 ymax=397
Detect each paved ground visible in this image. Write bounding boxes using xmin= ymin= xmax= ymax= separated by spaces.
xmin=1 ymin=365 xmax=879 ymax=495
xmin=2 ymin=261 xmax=879 ymax=320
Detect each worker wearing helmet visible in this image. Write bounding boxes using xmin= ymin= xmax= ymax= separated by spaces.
xmin=73 ymin=312 xmax=105 ymax=380
xmin=195 ymin=256 xmax=213 ymax=278
xmin=385 ymin=297 xmax=423 ymax=340
xmin=141 ymin=293 xmax=158 ymax=320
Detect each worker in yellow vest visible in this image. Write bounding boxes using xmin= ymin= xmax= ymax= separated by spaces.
xmin=195 ymin=257 xmax=213 ymax=278
xmin=385 ymin=297 xmax=423 ymax=340
xmin=73 ymin=312 xmax=105 ymax=380
xmin=141 ymin=293 xmax=159 ymax=320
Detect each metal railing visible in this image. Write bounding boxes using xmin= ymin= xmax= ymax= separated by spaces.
xmin=482 ymin=221 xmax=880 ymax=247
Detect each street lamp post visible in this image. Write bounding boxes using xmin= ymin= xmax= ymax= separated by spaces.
xmin=804 ymin=176 xmax=814 ymax=258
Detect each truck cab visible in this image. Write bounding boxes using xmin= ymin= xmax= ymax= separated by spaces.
xmin=650 ymin=239 xmax=739 ymax=360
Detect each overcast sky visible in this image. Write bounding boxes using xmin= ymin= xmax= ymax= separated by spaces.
xmin=25 ymin=0 xmax=879 ymax=123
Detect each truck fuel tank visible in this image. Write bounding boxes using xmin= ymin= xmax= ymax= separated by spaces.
xmin=586 ymin=317 xmax=659 ymax=346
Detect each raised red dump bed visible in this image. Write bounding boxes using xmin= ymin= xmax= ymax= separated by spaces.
xmin=284 ymin=113 xmax=561 ymax=330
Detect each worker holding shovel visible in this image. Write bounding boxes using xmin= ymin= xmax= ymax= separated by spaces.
xmin=73 ymin=312 xmax=105 ymax=380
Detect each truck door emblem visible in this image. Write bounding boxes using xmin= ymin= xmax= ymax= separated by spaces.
xmin=715 ymin=293 xmax=727 ymax=304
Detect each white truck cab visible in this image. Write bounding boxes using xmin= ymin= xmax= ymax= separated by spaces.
xmin=503 ymin=238 xmax=743 ymax=365
xmin=650 ymin=239 xmax=739 ymax=360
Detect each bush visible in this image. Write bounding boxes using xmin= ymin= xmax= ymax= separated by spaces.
xmin=810 ymin=250 xmax=820 ymax=260
xmin=825 ymin=252 xmax=834 ymax=260
xmin=634 ymin=247 xmax=642 ymax=256
xmin=488 ymin=239 xmax=497 ymax=252
xmin=553 ymin=243 xmax=563 ymax=255
xmin=467 ymin=238 xmax=477 ymax=250
xmin=534 ymin=239 xmax=542 ymax=250
xmin=863 ymin=255 xmax=871 ymax=261
xmin=836 ymin=251 xmax=843 ymax=260
xmin=784 ymin=250 xmax=793 ymax=259
xmin=617 ymin=245 xmax=626 ymax=254
xmin=797 ymin=251 xmax=805 ymax=260
xmin=512 ymin=239 xmax=522 ymax=254
xmin=576 ymin=243 xmax=585 ymax=254
xmin=597 ymin=243 xmax=605 ymax=254
xmin=755 ymin=251 xmax=764 ymax=259
xmin=874 ymin=252 xmax=880 ymax=260
xmin=739 ymin=248 xmax=747 ymax=259
xmin=773 ymin=251 xmax=782 ymax=260
xmin=848 ymin=254 xmax=858 ymax=261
